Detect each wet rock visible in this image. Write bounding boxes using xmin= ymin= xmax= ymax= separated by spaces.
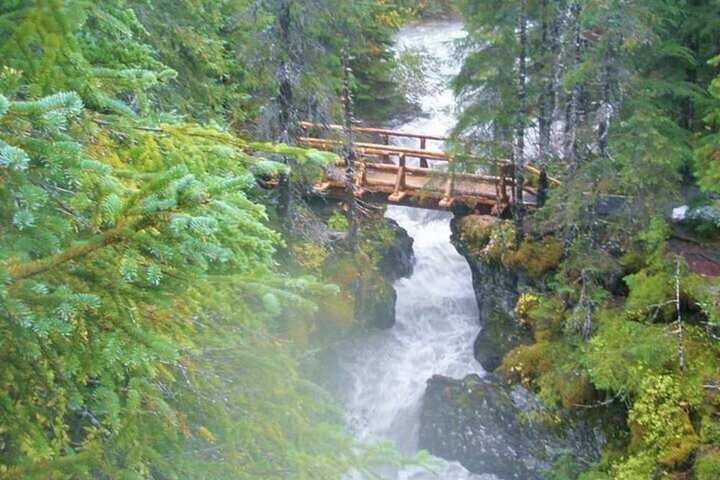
xmin=672 ymin=204 xmax=720 ymax=227
xmin=419 ymin=374 xmax=603 ymax=479
xmin=378 ymin=218 xmax=415 ymax=281
xmin=473 ymin=310 xmax=530 ymax=372
xmin=356 ymin=218 xmax=414 ymax=330
xmin=450 ymin=216 xmax=531 ymax=371
xmin=356 ymin=276 xmax=397 ymax=329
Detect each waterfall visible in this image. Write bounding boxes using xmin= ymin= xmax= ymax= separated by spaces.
xmin=332 ymin=20 xmax=499 ymax=479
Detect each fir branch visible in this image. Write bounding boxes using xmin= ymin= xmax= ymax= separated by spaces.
xmin=6 ymin=216 xmax=153 ymax=282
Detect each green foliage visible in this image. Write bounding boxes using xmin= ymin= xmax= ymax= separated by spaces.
xmin=0 ymin=1 xmax=416 ymax=477
xmin=696 ymin=53 xmax=720 ymax=195
xmin=695 ymin=450 xmax=720 ymax=480
xmin=628 ymin=375 xmax=697 ymax=464
xmin=459 ymin=215 xmax=562 ymax=279
xmin=328 ymin=210 xmax=349 ymax=231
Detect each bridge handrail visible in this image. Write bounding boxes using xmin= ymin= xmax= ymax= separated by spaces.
xmin=299 ymin=137 xmax=449 ymax=161
xmin=299 ymin=135 xmax=562 ymax=187
xmin=299 ymin=121 xmax=448 ymax=142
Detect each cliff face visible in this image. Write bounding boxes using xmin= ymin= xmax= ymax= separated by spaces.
xmin=449 ymin=215 xmax=531 ymax=371
xmin=416 ymin=215 xmax=604 ymax=478
xmin=356 ymin=218 xmax=415 ymax=329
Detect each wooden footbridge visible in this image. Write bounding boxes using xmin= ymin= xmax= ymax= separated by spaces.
xmin=299 ymin=122 xmax=559 ymax=214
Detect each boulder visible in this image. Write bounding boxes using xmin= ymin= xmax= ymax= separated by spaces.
xmin=356 ymin=275 xmax=397 ymax=330
xmin=672 ymin=204 xmax=720 ymax=230
xmin=378 ymin=218 xmax=415 ymax=281
xmin=473 ymin=310 xmax=530 ymax=372
xmin=356 ymin=218 xmax=414 ymax=329
xmin=419 ymin=374 xmax=603 ymax=479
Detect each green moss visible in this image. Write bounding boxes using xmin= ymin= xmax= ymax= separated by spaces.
xmin=511 ymin=238 xmax=564 ymax=279
xmin=526 ymin=294 xmax=567 ymax=336
xmin=500 ymin=341 xmax=556 ymax=388
xmin=458 ymin=214 xmax=501 ymax=254
xmin=695 ymin=451 xmax=720 ymax=480
xmin=459 ymin=215 xmax=563 ymax=279
xmin=291 ymin=242 xmax=329 ymax=274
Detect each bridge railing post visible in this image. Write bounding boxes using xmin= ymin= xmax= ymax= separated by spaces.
xmin=419 ymin=137 xmax=429 ymax=168
xmin=439 ymin=157 xmax=455 ymax=208
xmin=389 ymin=154 xmax=407 ymax=202
xmin=382 ymin=133 xmax=390 ymax=164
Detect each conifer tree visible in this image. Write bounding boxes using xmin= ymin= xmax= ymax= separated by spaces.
xmin=0 ymin=2 xmax=391 ymax=478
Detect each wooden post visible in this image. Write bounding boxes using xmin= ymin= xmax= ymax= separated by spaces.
xmin=389 ymin=154 xmax=407 ymax=202
xmin=419 ymin=137 xmax=429 ymax=168
xmin=439 ymin=158 xmax=455 ymax=208
xmin=382 ymin=133 xmax=390 ymax=163
xmin=501 ymin=165 xmax=509 ymax=205
xmin=354 ymin=161 xmax=367 ymax=197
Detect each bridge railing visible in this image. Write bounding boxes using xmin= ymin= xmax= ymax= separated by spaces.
xmin=299 ymin=121 xmax=561 ymax=209
xmin=299 ymin=121 xmax=444 ymax=168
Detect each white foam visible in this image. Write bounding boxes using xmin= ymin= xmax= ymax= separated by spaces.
xmin=335 ymin=20 xmax=494 ymax=480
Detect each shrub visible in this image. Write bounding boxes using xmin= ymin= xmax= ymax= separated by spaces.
xmin=328 ymin=210 xmax=349 ymax=231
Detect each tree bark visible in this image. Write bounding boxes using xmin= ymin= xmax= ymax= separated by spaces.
xmin=341 ymin=45 xmax=358 ymax=252
xmin=276 ymin=0 xmax=294 ymax=219
xmin=564 ymin=1 xmax=582 ymax=171
xmin=514 ymin=0 xmax=528 ymax=236
xmin=537 ymin=0 xmax=561 ymax=207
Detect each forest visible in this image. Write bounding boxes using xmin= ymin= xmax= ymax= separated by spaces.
xmin=0 ymin=1 xmax=719 ymax=479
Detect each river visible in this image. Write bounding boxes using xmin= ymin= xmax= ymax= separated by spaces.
xmin=333 ymin=20 xmax=495 ymax=479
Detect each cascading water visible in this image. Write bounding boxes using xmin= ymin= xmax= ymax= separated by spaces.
xmin=333 ymin=20 xmax=496 ymax=479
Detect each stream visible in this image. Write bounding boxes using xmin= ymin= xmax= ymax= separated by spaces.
xmin=333 ymin=20 xmax=495 ymax=479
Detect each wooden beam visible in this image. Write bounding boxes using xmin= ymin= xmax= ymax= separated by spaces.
xmin=354 ymin=161 xmax=367 ymax=197
xmin=299 ymin=137 xmax=449 ymax=161
xmin=299 ymin=121 xmax=448 ymax=141
xmin=314 ymin=181 xmax=332 ymax=192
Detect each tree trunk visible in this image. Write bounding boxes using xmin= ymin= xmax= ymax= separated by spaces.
xmin=537 ymin=0 xmax=560 ymax=207
xmin=514 ymin=0 xmax=528 ymax=236
xmin=277 ymin=0 xmax=294 ymax=219
xmin=597 ymin=50 xmax=612 ymax=158
xmin=341 ymin=45 xmax=358 ymax=252
xmin=564 ymin=1 xmax=582 ymax=171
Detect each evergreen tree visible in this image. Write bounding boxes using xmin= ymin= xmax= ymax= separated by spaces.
xmin=454 ymin=1 xmax=720 ymax=478
xmin=0 ymin=2 xmax=396 ymax=478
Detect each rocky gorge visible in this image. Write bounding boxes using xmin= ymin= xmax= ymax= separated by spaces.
xmin=413 ymin=213 xmax=606 ymax=478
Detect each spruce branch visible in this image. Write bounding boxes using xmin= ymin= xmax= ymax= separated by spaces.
xmin=5 ymin=216 xmax=154 ymax=282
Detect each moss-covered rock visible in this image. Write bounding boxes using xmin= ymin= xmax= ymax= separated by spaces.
xmin=419 ymin=374 xmax=604 ymax=479
xmin=451 ymin=215 xmax=531 ymax=371
xmin=474 ymin=309 xmax=531 ymax=371
xmin=377 ymin=218 xmax=414 ymax=281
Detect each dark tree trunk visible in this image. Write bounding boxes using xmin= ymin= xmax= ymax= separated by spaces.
xmin=341 ymin=45 xmax=358 ymax=251
xmin=537 ymin=0 xmax=561 ymax=207
xmin=564 ymin=1 xmax=582 ymax=171
xmin=277 ymin=0 xmax=294 ymax=219
xmin=514 ymin=0 xmax=528 ymax=235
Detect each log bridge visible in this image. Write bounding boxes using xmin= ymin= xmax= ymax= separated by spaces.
xmin=299 ymin=122 xmax=560 ymax=214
